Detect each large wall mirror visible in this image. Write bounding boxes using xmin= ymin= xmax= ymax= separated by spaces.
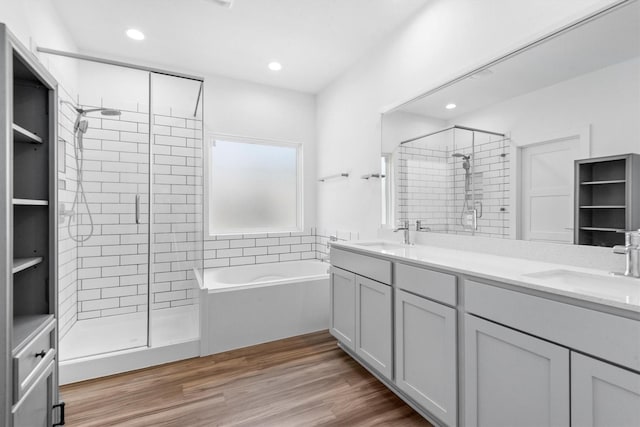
xmin=381 ymin=0 xmax=639 ymax=247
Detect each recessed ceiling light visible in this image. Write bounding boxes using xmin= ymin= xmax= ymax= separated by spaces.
xmin=268 ymin=62 xmax=282 ymax=71
xmin=446 ymin=103 xmax=457 ymax=110
xmin=126 ymin=29 xmax=145 ymax=41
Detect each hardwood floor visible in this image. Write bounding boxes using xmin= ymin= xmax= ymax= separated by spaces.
xmin=60 ymin=331 xmax=432 ymax=427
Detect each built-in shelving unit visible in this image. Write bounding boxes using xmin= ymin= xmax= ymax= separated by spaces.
xmin=1 ymin=23 xmax=59 ymax=427
xmin=575 ymin=154 xmax=640 ymax=247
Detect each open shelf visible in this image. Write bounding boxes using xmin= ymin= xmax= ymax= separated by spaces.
xmin=575 ymin=154 xmax=639 ymax=246
xmin=12 ymin=123 xmax=43 ymax=144
xmin=579 ymin=227 xmax=625 ymax=232
xmin=12 ymin=257 xmax=43 ymax=274
xmin=12 ymin=198 xmax=48 ymax=206
xmin=580 ymin=179 xmax=625 ymax=185
xmin=12 ymin=314 xmax=54 ymax=354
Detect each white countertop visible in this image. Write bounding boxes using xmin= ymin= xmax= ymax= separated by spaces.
xmin=332 ymin=240 xmax=640 ymax=313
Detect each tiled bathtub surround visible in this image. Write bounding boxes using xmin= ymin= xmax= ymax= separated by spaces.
xmin=202 ymin=228 xmax=358 ymax=267
xmin=204 ymin=229 xmax=317 ymax=268
xmin=315 ymin=228 xmax=359 ymax=262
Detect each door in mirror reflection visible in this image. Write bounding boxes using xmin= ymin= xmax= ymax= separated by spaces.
xmin=521 ymin=137 xmax=581 ymax=243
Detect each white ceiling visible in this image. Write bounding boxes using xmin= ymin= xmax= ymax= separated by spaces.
xmin=399 ymin=1 xmax=640 ymax=120
xmin=50 ymin=0 xmax=429 ymax=93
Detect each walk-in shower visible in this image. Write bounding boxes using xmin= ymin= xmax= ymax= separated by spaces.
xmin=40 ymin=49 xmax=205 ymax=382
xmin=393 ymin=125 xmax=509 ymax=238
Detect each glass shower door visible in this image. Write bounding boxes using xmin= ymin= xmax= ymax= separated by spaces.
xmin=149 ymin=72 xmax=203 ymax=347
xmin=52 ymin=56 xmax=151 ymax=360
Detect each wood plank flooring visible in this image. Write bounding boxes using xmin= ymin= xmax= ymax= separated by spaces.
xmin=60 ymin=331 xmax=432 ymax=427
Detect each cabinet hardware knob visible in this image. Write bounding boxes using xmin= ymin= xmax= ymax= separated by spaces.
xmin=35 ymin=350 xmax=46 ymax=358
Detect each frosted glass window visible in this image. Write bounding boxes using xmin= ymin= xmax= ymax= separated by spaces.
xmin=210 ymin=139 xmax=301 ymax=234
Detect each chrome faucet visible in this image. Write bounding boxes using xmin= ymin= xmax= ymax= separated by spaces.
xmin=416 ymin=220 xmax=431 ymax=232
xmin=394 ymin=220 xmax=410 ymax=245
xmin=612 ymin=230 xmax=640 ymax=278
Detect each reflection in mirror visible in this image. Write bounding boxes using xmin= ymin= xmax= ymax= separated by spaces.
xmin=381 ymin=0 xmax=640 ymax=246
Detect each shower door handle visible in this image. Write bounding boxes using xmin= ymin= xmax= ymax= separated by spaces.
xmin=135 ymin=194 xmax=141 ymax=224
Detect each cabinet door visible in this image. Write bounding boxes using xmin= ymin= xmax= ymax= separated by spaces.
xmin=395 ymin=290 xmax=457 ymax=426
xmin=571 ymin=352 xmax=640 ymax=427
xmin=355 ymin=275 xmax=392 ymax=379
xmin=12 ymin=360 xmax=54 ymax=427
xmin=464 ymin=314 xmax=569 ymax=427
xmin=330 ymin=266 xmax=356 ymax=350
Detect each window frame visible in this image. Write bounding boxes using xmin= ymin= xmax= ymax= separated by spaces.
xmin=205 ymin=133 xmax=304 ymax=237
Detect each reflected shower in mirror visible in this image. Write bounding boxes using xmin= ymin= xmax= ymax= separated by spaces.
xmin=381 ymin=0 xmax=640 ymax=246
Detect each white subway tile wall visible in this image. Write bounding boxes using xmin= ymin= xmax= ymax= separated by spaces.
xmin=152 ymin=113 xmax=203 ymax=311
xmin=395 ymin=136 xmax=510 ymax=238
xmin=448 ymin=138 xmax=510 ymax=238
xmin=70 ymin=105 xmax=203 ymax=319
xmin=58 ymin=93 xmax=80 ymax=340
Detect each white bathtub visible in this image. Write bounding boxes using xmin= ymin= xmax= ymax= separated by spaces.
xmin=200 ymin=260 xmax=330 ymax=355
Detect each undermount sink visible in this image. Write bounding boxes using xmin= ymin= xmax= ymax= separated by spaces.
xmin=522 ymin=269 xmax=640 ymax=304
xmin=352 ymin=241 xmax=407 ymax=251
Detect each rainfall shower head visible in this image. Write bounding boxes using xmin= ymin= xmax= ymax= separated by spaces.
xmin=61 ymin=100 xmax=122 ymax=117
xmin=451 ymin=152 xmax=471 ymax=161
xmin=77 ymin=107 xmax=122 ymax=117
xmin=452 ymin=152 xmax=471 ymax=171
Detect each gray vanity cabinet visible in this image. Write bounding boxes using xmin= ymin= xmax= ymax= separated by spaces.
xmin=355 ymin=275 xmax=392 ymax=379
xmin=571 ymin=352 xmax=640 ymax=427
xmin=330 ymin=248 xmax=393 ymax=379
xmin=329 ymin=266 xmax=356 ymax=350
xmin=395 ymin=289 xmax=456 ymax=426
xmin=464 ymin=314 xmax=570 ymax=427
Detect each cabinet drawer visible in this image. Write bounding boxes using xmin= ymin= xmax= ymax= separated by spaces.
xmin=465 ymin=279 xmax=640 ymax=372
xmin=331 ymin=248 xmax=392 ymax=284
xmin=396 ymin=262 xmax=456 ymax=306
xmin=13 ymin=320 xmax=56 ymax=402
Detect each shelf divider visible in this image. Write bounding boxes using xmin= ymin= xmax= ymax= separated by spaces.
xmin=12 ymin=257 xmax=44 ymax=274
xmin=579 ymin=227 xmax=625 ymax=232
xmin=580 ymin=179 xmax=626 ymax=185
xmin=12 ymin=123 xmax=44 ymax=144
xmin=12 ymin=198 xmax=49 ymax=206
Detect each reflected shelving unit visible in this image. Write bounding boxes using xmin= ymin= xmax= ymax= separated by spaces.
xmin=1 ymin=24 xmax=60 ymax=426
xmin=575 ymin=154 xmax=640 ymax=246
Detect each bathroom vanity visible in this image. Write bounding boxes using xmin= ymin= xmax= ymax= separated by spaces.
xmin=329 ymin=241 xmax=640 ymax=427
